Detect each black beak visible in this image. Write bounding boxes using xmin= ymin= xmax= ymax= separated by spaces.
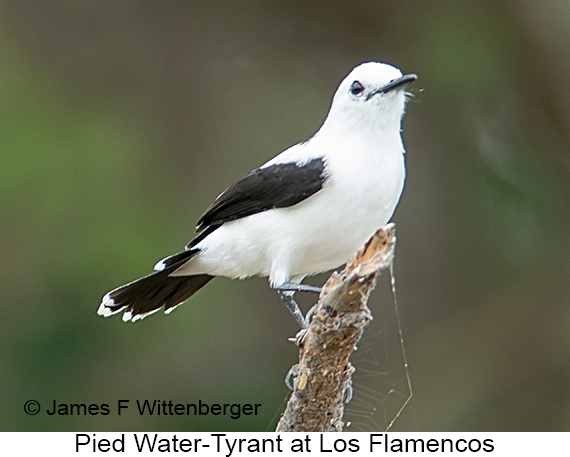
xmin=366 ymin=73 xmax=417 ymax=100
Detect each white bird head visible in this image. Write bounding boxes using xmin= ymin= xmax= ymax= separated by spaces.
xmin=320 ymin=62 xmax=417 ymax=137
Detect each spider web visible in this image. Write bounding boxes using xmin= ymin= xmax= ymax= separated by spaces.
xmin=267 ymin=263 xmax=413 ymax=432
xmin=343 ymin=263 xmax=413 ymax=431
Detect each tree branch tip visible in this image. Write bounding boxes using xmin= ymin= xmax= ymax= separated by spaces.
xmin=276 ymin=223 xmax=397 ymax=432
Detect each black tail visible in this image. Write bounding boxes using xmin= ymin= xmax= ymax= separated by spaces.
xmin=98 ymin=250 xmax=214 ymax=322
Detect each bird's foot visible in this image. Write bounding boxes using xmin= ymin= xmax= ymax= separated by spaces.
xmin=285 ymin=364 xmax=299 ymax=390
xmin=276 ymin=282 xmax=322 ymax=294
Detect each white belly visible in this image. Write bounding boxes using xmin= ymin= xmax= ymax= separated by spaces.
xmin=175 ymin=149 xmax=405 ymax=286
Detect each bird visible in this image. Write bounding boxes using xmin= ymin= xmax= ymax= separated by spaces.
xmin=98 ymin=61 xmax=416 ymax=326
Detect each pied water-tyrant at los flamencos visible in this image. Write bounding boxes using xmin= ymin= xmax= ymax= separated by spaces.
xmin=98 ymin=62 xmax=417 ymax=327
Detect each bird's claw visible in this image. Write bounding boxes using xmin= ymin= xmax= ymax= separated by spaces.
xmin=285 ymin=364 xmax=299 ymax=390
xmin=343 ymin=379 xmax=354 ymax=405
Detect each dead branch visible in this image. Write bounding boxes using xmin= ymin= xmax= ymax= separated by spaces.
xmin=275 ymin=223 xmax=396 ymax=432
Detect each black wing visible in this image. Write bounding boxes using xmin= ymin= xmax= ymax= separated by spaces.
xmin=195 ymin=157 xmax=328 ymax=232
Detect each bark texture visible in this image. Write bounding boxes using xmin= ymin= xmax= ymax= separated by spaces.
xmin=275 ymin=223 xmax=396 ymax=432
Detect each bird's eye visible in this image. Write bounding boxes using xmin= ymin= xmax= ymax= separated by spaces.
xmin=350 ymin=80 xmax=364 ymax=96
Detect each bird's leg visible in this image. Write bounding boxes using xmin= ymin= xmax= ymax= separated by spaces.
xmin=276 ymin=282 xmax=322 ymax=328
xmin=277 ymin=290 xmax=308 ymax=328
xmin=277 ymin=282 xmax=322 ymax=294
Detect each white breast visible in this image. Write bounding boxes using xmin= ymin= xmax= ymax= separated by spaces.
xmin=176 ymin=135 xmax=405 ymax=286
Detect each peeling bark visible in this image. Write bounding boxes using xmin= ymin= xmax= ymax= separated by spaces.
xmin=276 ymin=223 xmax=397 ymax=432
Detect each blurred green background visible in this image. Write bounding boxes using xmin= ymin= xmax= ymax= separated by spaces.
xmin=2 ymin=0 xmax=570 ymax=432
